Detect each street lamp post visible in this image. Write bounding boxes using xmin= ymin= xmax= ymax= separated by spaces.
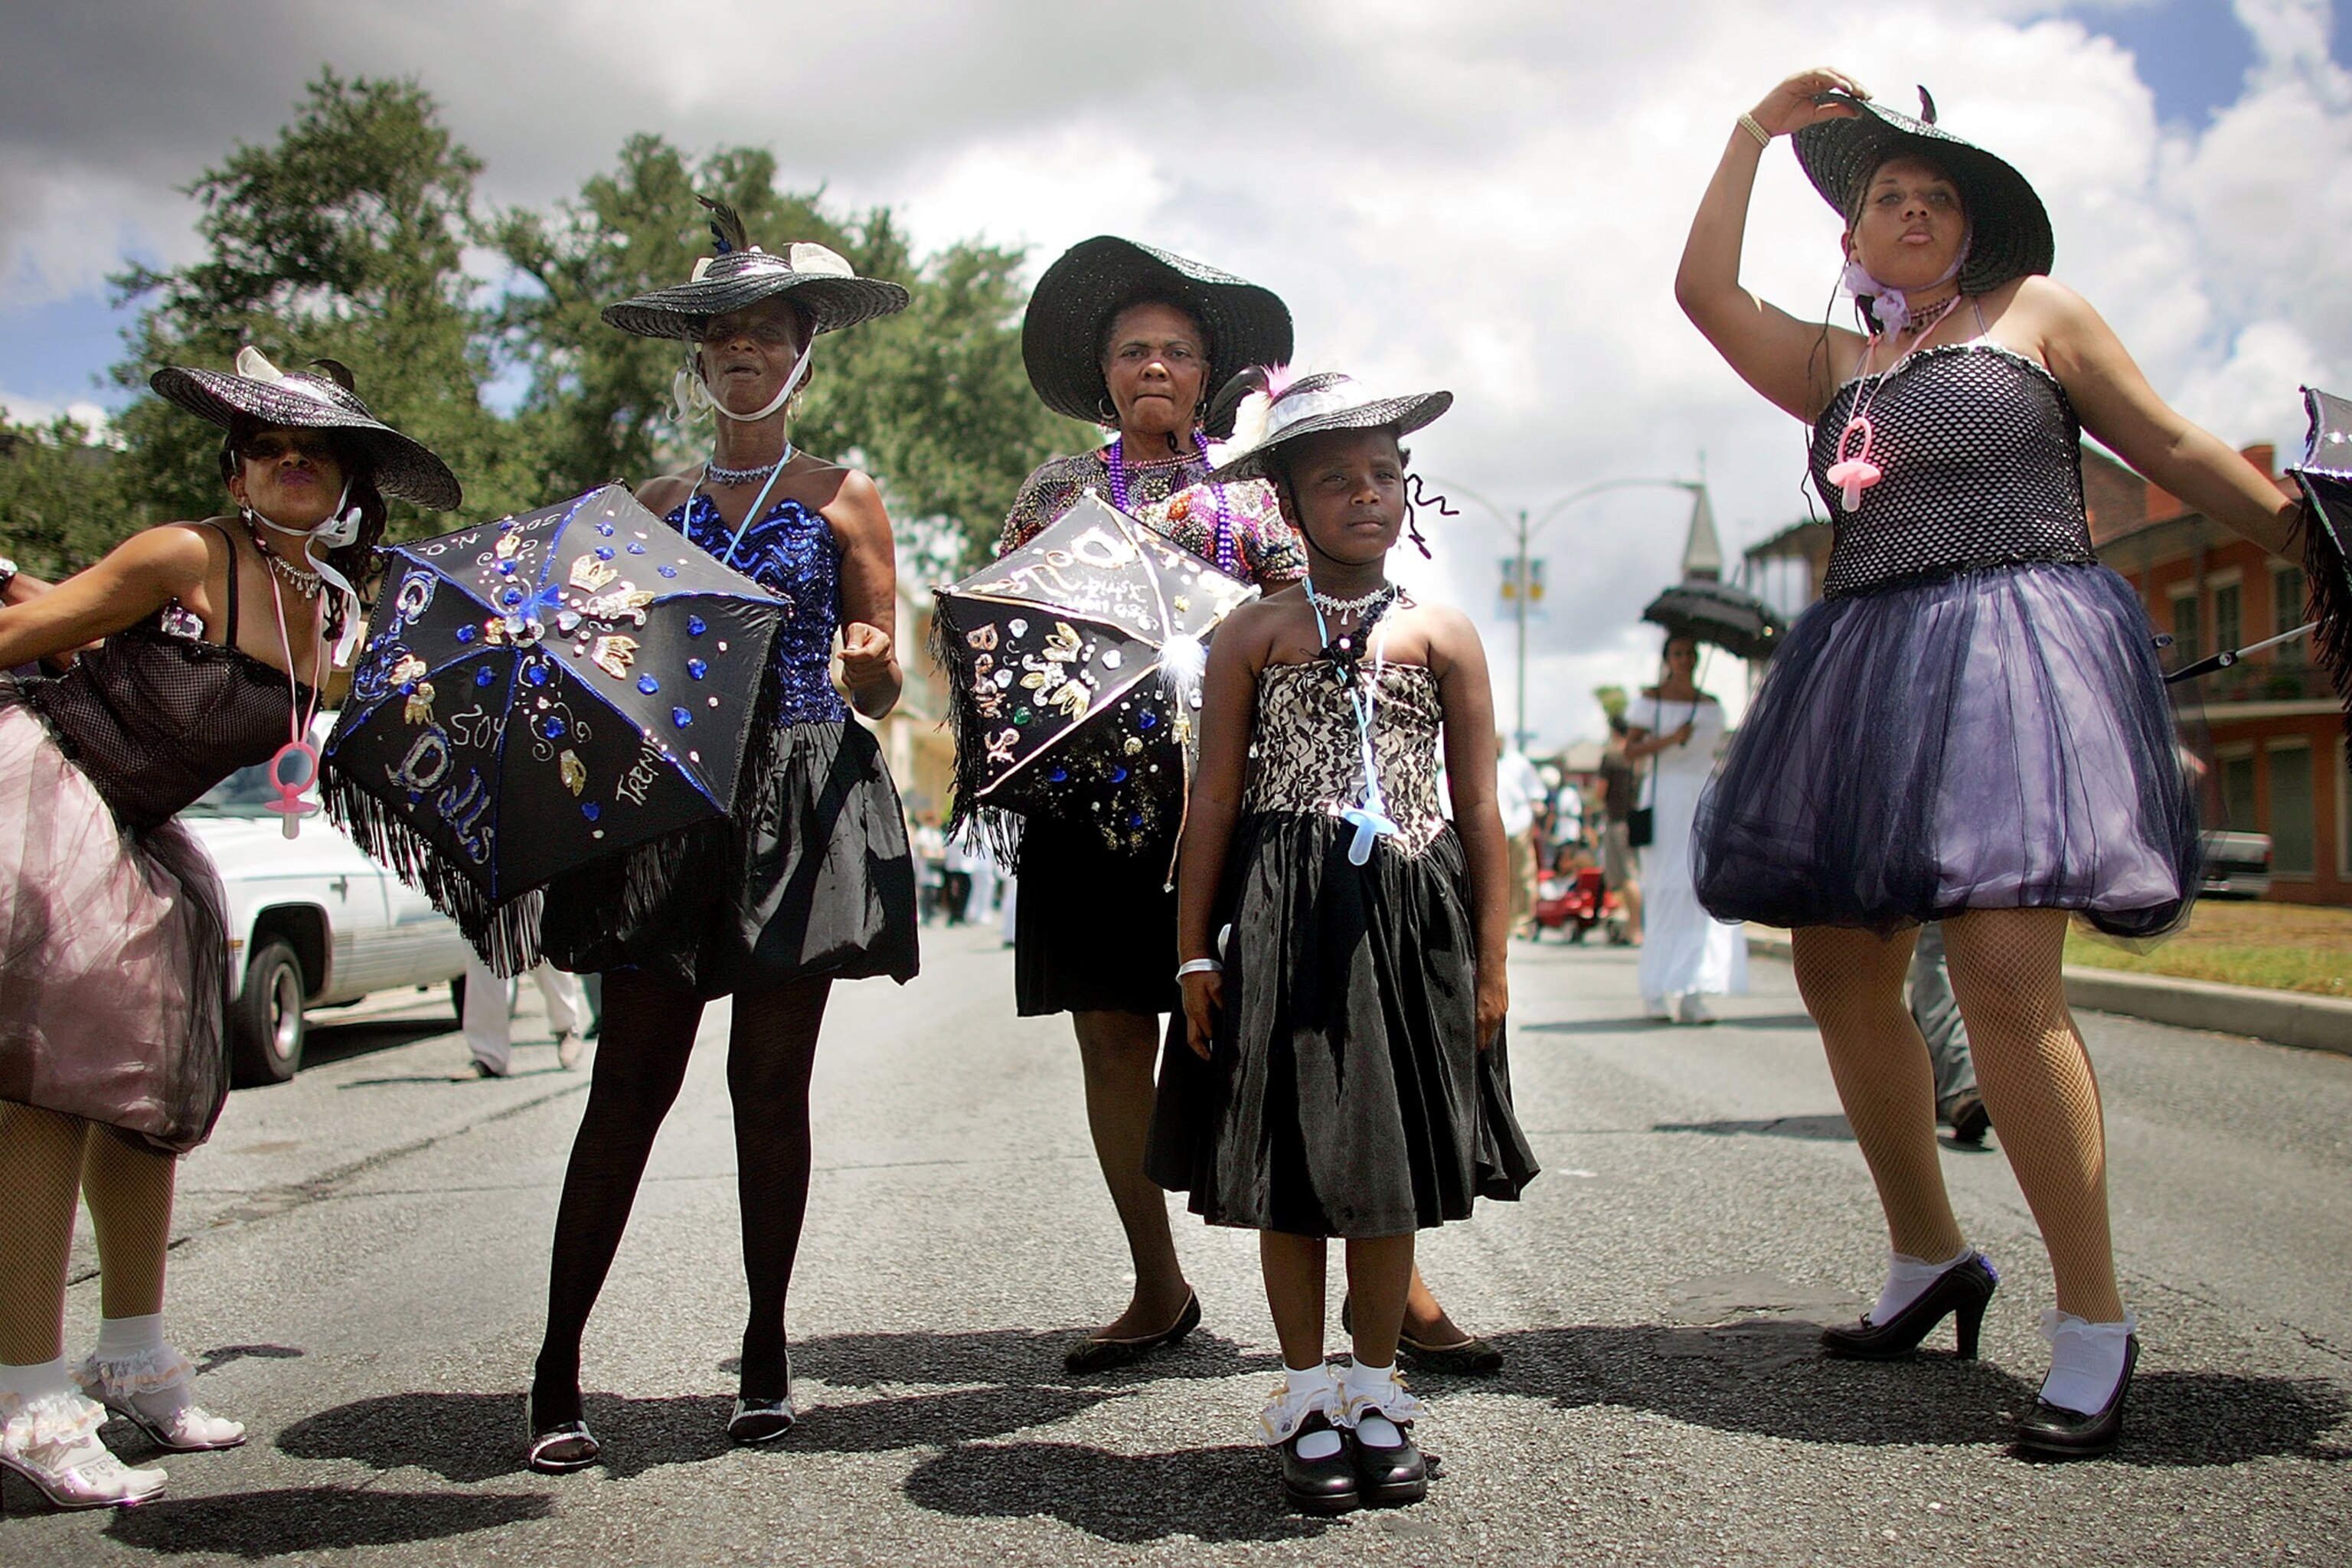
xmin=1439 ymin=476 xmax=1707 ymax=750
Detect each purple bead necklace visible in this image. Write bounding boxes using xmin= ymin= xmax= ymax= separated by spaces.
xmin=1107 ymin=430 xmax=1237 ymax=577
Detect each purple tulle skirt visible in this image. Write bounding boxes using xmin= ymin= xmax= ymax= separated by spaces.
xmin=1694 ymin=563 xmax=2198 ymax=939
xmin=0 ymin=696 xmax=231 ymax=1152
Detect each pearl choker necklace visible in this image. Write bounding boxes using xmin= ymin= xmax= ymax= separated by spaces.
xmin=1309 ymin=583 xmax=1399 ymax=619
xmin=707 ymin=446 xmax=793 ymax=486
xmin=249 ymin=529 xmax=323 ymax=599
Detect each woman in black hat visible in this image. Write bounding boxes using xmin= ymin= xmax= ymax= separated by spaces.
xmin=0 ymin=349 xmax=455 ymax=1508
xmin=1676 ymin=69 xmax=2305 ymax=1457
xmin=524 ymin=202 xmax=920 ymax=1472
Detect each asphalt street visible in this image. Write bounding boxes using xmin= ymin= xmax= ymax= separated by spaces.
xmin=8 ymin=923 xmax=2350 ymax=1565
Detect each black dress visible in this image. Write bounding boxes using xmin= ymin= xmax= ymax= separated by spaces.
xmin=541 ymin=495 xmax=918 ymax=998
xmin=1148 ymin=660 xmax=1538 ymax=1237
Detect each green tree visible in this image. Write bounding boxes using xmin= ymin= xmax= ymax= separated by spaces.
xmin=1592 ymin=684 xmax=1628 ymax=722
xmin=107 ymin=70 xmax=528 ymax=534
xmin=0 ymin=418 xmax=139 ymax=578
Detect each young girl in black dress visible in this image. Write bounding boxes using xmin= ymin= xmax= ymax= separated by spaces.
xmin=1159 ymin=371 xmax=1537 ymax=1513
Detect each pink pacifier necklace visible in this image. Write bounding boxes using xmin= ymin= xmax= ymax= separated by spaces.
xmin=261 ymin=547 xmax=328 ymax=838
xmin=1829 ymin=292 xmax=1965 ymax=513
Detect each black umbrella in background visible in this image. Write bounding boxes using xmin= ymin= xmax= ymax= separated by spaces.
xmin=2285 ymin=386 xmax=2352 ymax=756
xmin=1641 ymin=579 xmax=1785 ymax=662
xmin=325 ymin=484 xmax=785 ymax=969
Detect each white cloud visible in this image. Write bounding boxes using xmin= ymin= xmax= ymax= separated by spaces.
xmin=0 ymin=0 xmax=2344 ymax=746
xmin=0 ymin=391 xmax=113 ymax=439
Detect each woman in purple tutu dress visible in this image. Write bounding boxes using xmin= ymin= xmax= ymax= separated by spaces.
xmin=1677 ymin=70 xmax=2307 ymax=1457
xmin=0 ymin=350 xmax=458 ymax=1508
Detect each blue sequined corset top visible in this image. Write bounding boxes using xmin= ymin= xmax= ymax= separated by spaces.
xmin=1809 ymin=344 xmax=2094 ymax=597
xmin=670 ymin=492 xmax=848 ymax=724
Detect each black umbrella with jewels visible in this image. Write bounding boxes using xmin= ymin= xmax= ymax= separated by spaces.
xmin=2286 ymin=386 xmax=2352 ymax=764
xmin=324 ymin=483 xmax=786 ymax=969
xmin=1641 ymin=579 xmax=1785 ymax=662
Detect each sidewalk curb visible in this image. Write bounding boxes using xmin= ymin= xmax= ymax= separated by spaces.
xmin=1743 ymin=932 xmax=2352 ymax=1057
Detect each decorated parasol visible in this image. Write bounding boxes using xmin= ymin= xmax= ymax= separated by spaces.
xmin=324 ymin=484 xmax=786 ymax=968
xmin=1641 ymin=579 xmax=1785 ymax=662
xmin=933 ymin=492 xmax=1257 ymax=859
xmin=2286 ymin=386 xmax=2352 ymax=764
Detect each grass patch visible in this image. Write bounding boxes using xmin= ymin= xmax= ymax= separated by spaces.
xmin=2067 ymin=900 xmax=2352 ymax=998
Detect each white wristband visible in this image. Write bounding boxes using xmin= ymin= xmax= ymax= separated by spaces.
xmin=1177 ymin=958 xmax=1223 ymax=979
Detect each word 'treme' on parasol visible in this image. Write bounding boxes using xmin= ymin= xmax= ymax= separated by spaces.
xmin=933 ymin=492 xmax=1257 ymax=863
xmin=1641 ymin=579 xmax=1785 ymax=662
xmin=324 ymin=484 xmax=786 ymax=971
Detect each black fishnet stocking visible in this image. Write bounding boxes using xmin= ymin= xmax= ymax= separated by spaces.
xmin=1791 ymin=926 xmax=1966 ymax=1264
xmin=531 ymin=971 xmax=831 ymax=1424
xmin=1939 ymin=908 xmax=2122 ymax=1321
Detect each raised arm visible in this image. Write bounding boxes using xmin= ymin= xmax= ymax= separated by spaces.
xmin=823 ymin=468 xmax=905 ymax=720
xmin=0 ymin=524 xmax=213 ymax=671
xmin=1430 ymin=607 xmax=1510 ymax=1050
xmin=2020 ymin=279 xmax=2302 ymax=559
xmin=1175 ymin=600 xmax=1268 ymax=1058
xmin=1676 ymin=68 xmax=1873 ymax=422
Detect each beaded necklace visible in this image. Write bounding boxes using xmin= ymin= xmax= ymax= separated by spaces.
xmin=1107 ymin=431 xmax=1238 ymax=576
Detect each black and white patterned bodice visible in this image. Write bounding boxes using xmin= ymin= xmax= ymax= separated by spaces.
xmin=1809 ymin=344 xmax=2093 ymax=598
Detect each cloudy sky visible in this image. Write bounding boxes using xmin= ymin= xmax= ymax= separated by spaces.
xmin=2 ymin=0 xmax=2347 ymax=744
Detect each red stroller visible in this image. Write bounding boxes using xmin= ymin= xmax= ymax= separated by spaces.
xmin=1534 ymin=866 xmax=1625 ymax=944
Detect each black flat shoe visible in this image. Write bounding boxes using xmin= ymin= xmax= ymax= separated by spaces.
xmin=1945 ymin=1093 xmax=1991 ymax=1146
xmin=2015 ymin=1335 xmax=2138 ymax=1459
xmin=1339 ymin=1295 xmax=1504 ymax=1374
xmin=1063 ymin=1292 xmax=1200 ymax=1374
xmin=524 ymin=1393 xmax=600 ymax=1475
xmin=1349 ymin=1426 xmax=1429 ymax=1506
xmin=1820 ymin=1251 xmax=1998 ymax=1361
xmin=1279 ymin=1413 xmax=1360 ymax=1515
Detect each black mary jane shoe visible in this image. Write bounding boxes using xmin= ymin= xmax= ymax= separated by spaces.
xmin=1350 ymin=1424 xmax=1429 ymax=1507
xmin=1820 ymin=1251 xmax=1998 ymax=1361
xmin=1340 ymin=1295 xmax=1504 ymax=1376
xmin=1063 ymin=1292 xmax=1201 ymax=1374
xmin=524 ymin=1393 xmax=601 ymax=1475
xmin=1279 ymin=1413 xmax=1361 ymax=1515
xmin=2015 ymin=1335 xmax=2138 ymax=1459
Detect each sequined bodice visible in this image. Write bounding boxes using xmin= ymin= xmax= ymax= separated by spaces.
xmin=670 ymin=493 xmax=848 ymax=724
xmin=1811 ymin=344 xmax=2092 ymax=597
xmin=1246 ymin=661 xmax=1446 ymax=858
xmin=14 ymin=626 xmax=303 ymax=832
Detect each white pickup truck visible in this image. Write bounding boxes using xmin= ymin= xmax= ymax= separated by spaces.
xmin=178 ymin=724 xmax=475 ymax=1086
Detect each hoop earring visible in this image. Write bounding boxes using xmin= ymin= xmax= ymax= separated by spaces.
xmin=1096 ymin=394 xmax=1119 ymax=427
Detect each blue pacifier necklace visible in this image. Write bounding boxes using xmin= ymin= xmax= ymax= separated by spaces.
xmin=1307 ymin=580 xmax=1401 ymax=866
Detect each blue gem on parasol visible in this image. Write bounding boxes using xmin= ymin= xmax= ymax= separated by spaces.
xmin=596 ymin=547 xmax=615 ymax=560
xmin=454 ymin=624 xmax=475 ymax=643
xmin=686 ymin=658 xmax=707 ymax=679
xmin=637 ymin=675 xmax=660 ymax=694
xmin=1138 ymin=710 xmax=1158 ymax=730
xmin=597 ymin=523 xmax=614 ymax=537
xmin=523 ymin=664 xmax=550 ymax=687
xmin=687 ymin=616 xmax=707 ymax=637
xmin=671 ymin=707 xmax=692 ymax=728
xmin=475 ymin=668 xmax=495 ymax=687
xmin=500 ymin=586 xmax=525 ymax=608
xmin=628 ymin=542 xmax=647 ymax=554
xmin=543 ymin=715 xmax=567 ymax=740
xmin=581 ymin=802 xmax=600 ymax=821
xmin=658 ymin=565 xmax=678 ymax=578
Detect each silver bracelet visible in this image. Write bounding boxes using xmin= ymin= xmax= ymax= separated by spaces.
xmin=1176 ymin=957 xmax=1223 ymax=979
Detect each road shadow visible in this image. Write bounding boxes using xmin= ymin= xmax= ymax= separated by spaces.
xmin=1521 ymin=1016 xmax=1675 ymax=1036
xmin=787 ymin=1325 xmax=1282 ymax=1389
xmin=296 ymin=1017 xmax=456 ymax=1073
xmin=1708 ymin=1013 xmax=1819 ymax=1031
xmin=103 ymin=1487 xmax=549 ymax=1557
xmin=902 ymin=1440 xmax=1329 ymax=1544
xmin=1652 ymin=1115 xmax=1855 ymax=1142
xmin=1481 ymin=1324 xmax=2352 ymax=1464
xmin=278 ymin=1383 xmax=1121 ymax=1482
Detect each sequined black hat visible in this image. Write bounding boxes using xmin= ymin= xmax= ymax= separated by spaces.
xmin=602 ymin=198 xmax=910 ymax=341
xmin=150 ymin=347 xmax=462 ymax=511
xmin=1795 ymin=87 xmax=2054 ymax=297
xmin=1022 ymin=237 xmax=1294 ymax=437
xmin=1203 ymin=371 xmax=1452 ymax=485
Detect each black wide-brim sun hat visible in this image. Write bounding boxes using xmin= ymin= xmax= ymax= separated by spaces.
xmin=601 ymin=245 xmax=910 ymax=341
xmin=1794 ymin=87 xmax=2054 ymax=298
xmin=1022 ymin=237 xmax=1294 ymax=437
xmin=150 ymin=348 xmax=462 ymax=512
xmin=1204 ymin=374 xmax=1452 ymax=486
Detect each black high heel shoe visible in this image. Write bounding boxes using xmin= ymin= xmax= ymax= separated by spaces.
xmin=2015 ymin=1334 xmax=2138 ymax=1459
xmin=1820 ymin=1252 xmax=1998 ymax=1361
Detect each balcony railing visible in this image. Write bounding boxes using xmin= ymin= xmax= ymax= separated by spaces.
xmin=2183 ymin=662 xmax=2337 ymax=705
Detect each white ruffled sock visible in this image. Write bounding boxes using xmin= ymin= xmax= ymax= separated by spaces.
xmin=2039 ymin=1310 xmax=2138 ymax=1415
xmin=0 ymin=1356 xmax=75 ymax=1403
xmin=1285 ymin=1364 xmax=1343 ymax=1459
xmin=1341 ymin=1358 xmax=1405 ymax=1449
xmin=1873 ymin=1244 xmax=1973 ymax=1325
xmin=82 ymin=1315 xmax=242 ymax=1446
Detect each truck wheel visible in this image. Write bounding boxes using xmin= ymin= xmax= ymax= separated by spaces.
xmin=231 ymin=938 xmax=308 ymax=1086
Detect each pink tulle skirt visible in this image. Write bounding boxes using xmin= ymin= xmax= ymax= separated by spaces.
xmin=0 ymin=696 xmax=230 ymax=1152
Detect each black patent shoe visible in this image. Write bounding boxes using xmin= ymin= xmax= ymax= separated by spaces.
xmin=524 ymin=1393 xmax=600 ymax=1475
xmin=1349 ymin=1426 xmax=1429 ymax=1507
xmin=1820 ymin=1251 xmax=1998 ymax=1361
xmin=1279 ymin=1413 xmax=1361 ymax=1515
xmin=1063 ymin=1292 xmax=1200 ymax=1374
xmin=2015 ymin=1335 xmax=2138 ymax=1459
xmin=1341 ymin=1294 xmax=1504 ymax=1375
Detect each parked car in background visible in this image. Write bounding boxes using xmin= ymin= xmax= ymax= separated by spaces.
xmin=2199 ymin=829 xmax=2272 ymax=900
xmin=179 ymin=719 xmax=473 ymax=1086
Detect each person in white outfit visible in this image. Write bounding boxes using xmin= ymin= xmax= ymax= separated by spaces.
xmin=1627 ymin=635 xmax=1747 ymax=1022
xmin=1494 ymin=737 xmax=1544 ymax=938
xmin=459 ymin=956 xmax=586 ymax=1079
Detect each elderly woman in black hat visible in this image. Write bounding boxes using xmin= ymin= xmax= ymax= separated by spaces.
xmin=996 ymin=238 xmax=1494 ymax=1374
xmin=0 ymin=350 xmax=455 ymax=1508
xmin=1677 ymin=70 xmax=2305 ymax=1457
xmin=524 ymin=201 xmax=919 ymax=1472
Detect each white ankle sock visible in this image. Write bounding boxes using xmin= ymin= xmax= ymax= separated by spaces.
xmin=1873 ymin=1244 xmax=1972 ymax=1325
xmin=1341 ymin=1358 xmax=1403 ymax=1448
xmin=1285 ymin=1364 xmax=1342 ymax=1459
xmin=96 ymin=1314 xmax=166 ymax=1357
xmin=0 ymin=1357 xmax=74 ymax=1402
xmin=2039 ymin=1310 xmax=2137 ymax=1414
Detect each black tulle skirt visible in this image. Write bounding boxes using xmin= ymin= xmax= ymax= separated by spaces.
xmin=1013 ymin=815 xmax=1179 ymax=1018
xmin=1148 ymin=815 xmax=1538 ymax=1239
xmin=541 ymin=719 xmax=918 ymax=998
xmin=1694 ymin=562 xmax=2200 ymax=939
